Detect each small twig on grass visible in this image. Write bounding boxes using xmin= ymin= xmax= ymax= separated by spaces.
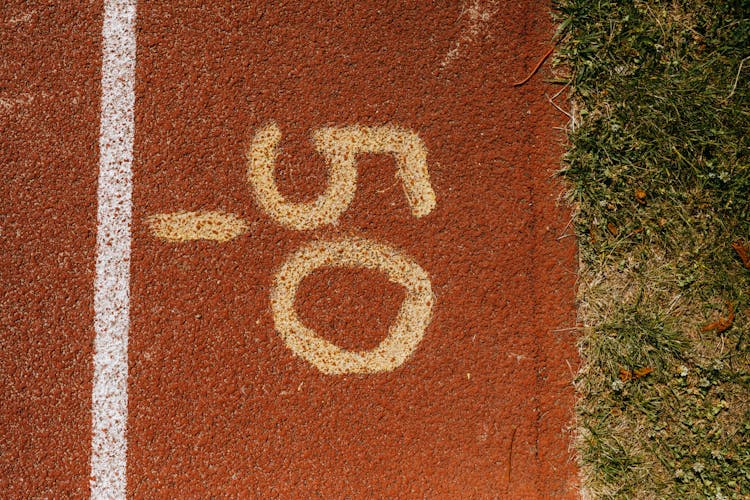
xmin=545 ymin=92 xmax=572 ymax=119
xmin=550 ymin=79 xmax=571 ymax=101
xmin=513 ymin=44 xmax=557 ymax=87
xmin=725 ymin=55 xmax=750 ymax=101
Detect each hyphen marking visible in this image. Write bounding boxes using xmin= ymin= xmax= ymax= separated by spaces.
xmin=91 ymin=0 xmax=136 ymax=498
xmin=146 ymin=210 xmax=249 ymax=242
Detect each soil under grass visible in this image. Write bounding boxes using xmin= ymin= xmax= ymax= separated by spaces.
xmin=553 ymin=0 xmax=750 ymax=497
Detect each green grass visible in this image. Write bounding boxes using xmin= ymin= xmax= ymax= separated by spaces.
xmin=553 ymin=0 xmax=750 ymax=497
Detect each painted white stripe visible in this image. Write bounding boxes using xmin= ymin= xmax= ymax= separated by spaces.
xmin=91 ymin=0 xmax=137 ymax=498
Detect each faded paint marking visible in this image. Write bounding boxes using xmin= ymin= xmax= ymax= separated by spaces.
xmin=147 ymin=210 xmax=249 ymax=242
xmin=271 ymin=237 xmax=434 ymax=374
xmin=441 ymin=0 xmax=496 ymax=68
xmin=247 ymin=122 xmax=436 ymax=230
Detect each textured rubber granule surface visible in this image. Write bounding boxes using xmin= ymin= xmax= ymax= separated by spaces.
xmin=1 ymin=1 xmax=579 ymax=497
xmin=0 ymin=2 xmax=101 ymax=497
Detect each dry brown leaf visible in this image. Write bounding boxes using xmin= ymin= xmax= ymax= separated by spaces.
xmin=619 ymin=366 xmax=653 ymax=383
xmin=732 ymin=240 xmax=750 ymax=268
xmin=633 ymin=367 xmax=653 ymax=379
xmin=702 ymin=302 xmax=735 ymax=333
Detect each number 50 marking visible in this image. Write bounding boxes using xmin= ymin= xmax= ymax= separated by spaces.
xmin=148 ymin=123 xmax=436 ymax=374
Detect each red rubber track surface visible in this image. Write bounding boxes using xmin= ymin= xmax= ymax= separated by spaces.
xmin=1 ymin=1 xmax=578 ymax=497
xmin=1 ymin=2 xmax=102 ymax=496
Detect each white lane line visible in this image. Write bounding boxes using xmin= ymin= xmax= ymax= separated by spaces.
xmin=91 ymin=0 xmax=137 ymax=498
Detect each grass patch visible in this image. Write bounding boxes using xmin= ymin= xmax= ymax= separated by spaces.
xmin=553 ymin=0 xmax=750 ymax=497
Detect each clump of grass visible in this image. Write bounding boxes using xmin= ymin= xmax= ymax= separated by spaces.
xmin=554 ymin=0 xmax=749 ymax=497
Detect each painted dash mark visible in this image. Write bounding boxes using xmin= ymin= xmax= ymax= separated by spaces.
xmin=91 ymin=0 xmax=137 ymax=498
